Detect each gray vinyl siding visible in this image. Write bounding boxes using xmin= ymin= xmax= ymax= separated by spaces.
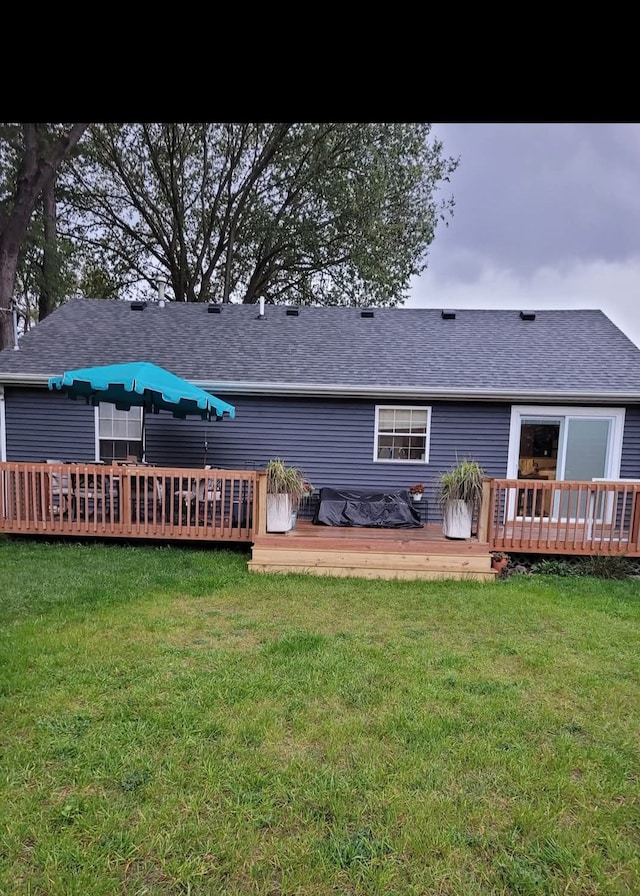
xmin=4 ymin=387 xmax=95 ymax=461
xmin=421 ymin=402 xmax=511 ymax=521
xmin=145 ymin=396 xmax=512 ymax=522
xmin=621 ymin=406 xmax=640 ymax=478
xmin=5 ymin=388 xmax=640 ymax=524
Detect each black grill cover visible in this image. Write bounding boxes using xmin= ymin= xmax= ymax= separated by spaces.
xmin=313 ymin=487 xmax=423 ymax=528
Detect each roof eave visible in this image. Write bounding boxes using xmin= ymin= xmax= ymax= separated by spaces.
xmin=1 ymin=373 xmax=638 ymax=404
xmin=199 ymin=381 xmax=640 ymax=404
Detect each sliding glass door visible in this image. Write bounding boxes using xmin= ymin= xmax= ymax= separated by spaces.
xmin=509 ymin=407 xmax=625 ymax=520
xmin=560 ymin=417 xmax=612 ymax=517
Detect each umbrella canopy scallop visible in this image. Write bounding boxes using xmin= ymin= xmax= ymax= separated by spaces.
xmin=48 ymin=362 xmax=235 ymax=422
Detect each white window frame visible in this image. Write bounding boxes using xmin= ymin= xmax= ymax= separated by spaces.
xmin=96 ymin=404 xmax=144 ymax=461
xmin=507 ymin=405 xmax=625 ymax=480
xmin=374 ymin=405 xmax=431 ymax=464
xmin=507 ymin=405 xmax=625 ymax=522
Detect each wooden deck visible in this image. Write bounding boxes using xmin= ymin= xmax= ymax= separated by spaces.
xmin=3 ymin=463 xmax=640 ymax=581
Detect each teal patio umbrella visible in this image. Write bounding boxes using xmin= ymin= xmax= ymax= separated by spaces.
xmin=48 ymin=361 xmax=235 ymax=421
xmin=49 ymin=361 xmax=235 ymax=465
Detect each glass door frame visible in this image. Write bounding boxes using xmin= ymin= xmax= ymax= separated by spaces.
xmin=507 ymin=405 xmax=625 ymax=521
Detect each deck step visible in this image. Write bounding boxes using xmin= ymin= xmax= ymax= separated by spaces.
xmin=249 ymin=548 xmax=498 ymax=581
xmin=254 ymin=534 xmax=490 ymax=555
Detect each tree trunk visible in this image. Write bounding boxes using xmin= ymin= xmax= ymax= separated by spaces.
xmin=0 ymin=123 xmax=88 ymax=349
xmin=0 ymin=245 xmax=19 ymax=349
xmin=39 ymin=177 xmax=58 ymax=321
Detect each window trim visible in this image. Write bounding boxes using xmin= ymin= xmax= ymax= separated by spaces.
xmin=95 ymin=404 xmax=145 ymax=463
xmin=507 ymin=405 xmax=625 ymax=480
xmin=374 ymin=404 xmax=431 ymax=464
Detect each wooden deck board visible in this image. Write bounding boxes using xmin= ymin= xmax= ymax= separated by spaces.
xmin=258 ymin=520 xmax=490 ymax=551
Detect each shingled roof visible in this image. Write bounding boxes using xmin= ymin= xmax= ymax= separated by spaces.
xmin=1 ymin=299 xmax=640 ymax=402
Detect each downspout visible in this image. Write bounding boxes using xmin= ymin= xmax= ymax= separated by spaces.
xmin=94 ymin=407 xmax=100 ymax=462
xmin=0 ymin=386 xmax=5 ymax=523
xmin=0 ymin=385 xmax=6 ymax=460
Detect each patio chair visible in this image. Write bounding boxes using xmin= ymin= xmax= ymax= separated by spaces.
xmin=194 ymin=475 xmax=222 ymax=524
xmin=46 ymin=460 xmax=70 ymax=517
xmin=131 ymin=475 xmax=165 ymax=523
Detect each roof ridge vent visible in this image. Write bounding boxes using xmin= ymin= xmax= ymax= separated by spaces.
xmin=520 ymin=310 xmax=536 ymax=321
xmin=360 ymin=309 xmax=375 ymax=318
xmin=207 ymin=304 xmax=222 ymax=313
xmin=441 ymin=309 xmax=456 ymax=320
xmin=286 ymin=307 xmax=300 ymax=316
xmin=130 ymin=301 xmax=147 ymax=311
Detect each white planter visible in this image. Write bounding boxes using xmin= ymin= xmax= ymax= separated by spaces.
xmin=411 ymin=494 xmax=422 ymax=502
xmin=442 ymin=499 xmax=472 ymax=539
xmin=267 ymin=493 xmax=294 ymax=532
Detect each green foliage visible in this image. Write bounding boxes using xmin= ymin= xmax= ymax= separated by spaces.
xmin=265 ymin=457 xmax=311 ymax=499
xmin=75 ymin=258 xmax=121 ymax=299
xmin=437 ymin=457 xmax=485 ymax=509
xmin=118 ymin=767 xmax=152 ymax=792
xmin=64 ymin=122 xmax=458 ymax=307
xmin=13 ymin=220 xmax=77 ymax=326
xmin=323 ymin=827 xmax=392 ymax=870
xmin=578 ymin=554 xmax=637 ymax=579
xmin=0 ymin=123 xmax=89 ymax=346
xmin=531 ymin=555 xmax=637 ymax=579
xmin=531 ymin=558 xmax=579 ymax=577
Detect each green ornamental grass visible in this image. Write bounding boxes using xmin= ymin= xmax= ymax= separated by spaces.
xmin=0 ymin=538 xmax=638 ymax=895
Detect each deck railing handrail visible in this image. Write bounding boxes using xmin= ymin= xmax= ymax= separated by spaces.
xmin=487 ymin=477 xmax=640 ymax=555
xmin=4 ymin=465 xmax=640 ymax=556
xmin=0 ymin=461 xmax=258 ymax=543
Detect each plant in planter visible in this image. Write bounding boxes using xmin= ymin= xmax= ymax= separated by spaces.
xmin=265 ymin=458 xmax=312 ymax=533
xmin=491 ymin=551 xmax=510 ymax=576
xmin=409 ymin=483 xmax=425 ymax=502
xmin=437 ymin=457 xmax=485 ymax=539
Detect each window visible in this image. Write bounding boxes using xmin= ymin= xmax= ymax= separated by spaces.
xmin=98 ymin=403 xmax=143 ymax=463
xmin=375 ymin=406 xmax=430 ymax=462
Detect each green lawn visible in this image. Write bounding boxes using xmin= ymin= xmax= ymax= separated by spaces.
xmin=1 ymin=539 xmax=638 ymax=895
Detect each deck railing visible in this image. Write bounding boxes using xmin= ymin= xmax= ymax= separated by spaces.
xmin=3 ymin=465 xmax=640 ymax=556
xmin=0 ymin=462 xmax=258 ymax=542
xmin=484 ymin=478 xmax=640 ymax=555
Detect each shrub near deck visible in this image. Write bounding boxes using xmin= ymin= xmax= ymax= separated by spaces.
xmin=0 ymin=540 xmax=638 ymax=895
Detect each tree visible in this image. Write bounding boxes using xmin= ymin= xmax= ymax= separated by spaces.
xmin=64 ymin=123 xmax=457 ymax=306
xmin=0 ymin=123 xmax=89 ymax=349
xmin=11 ymin=176 xmax=78 ymax=333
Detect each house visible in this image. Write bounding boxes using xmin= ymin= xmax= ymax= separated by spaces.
xmin=1 ymin=298 xmax=640 ymax=530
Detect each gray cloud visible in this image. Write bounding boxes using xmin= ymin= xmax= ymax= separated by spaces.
xmin=409 ymin=123 xmax=640 ymax=349
xmin=430 ymin=123 xmax=640 ymax=276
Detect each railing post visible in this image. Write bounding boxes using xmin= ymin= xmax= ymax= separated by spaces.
xmin=631 ymin=486 xmax=640 ymax=547
xmin=120 ymin=470 xmax=132 ymax=532
xmin=255 ymin=471 xmax=267 ymax=537
xmin=477 ymin=478 xmax=491 ymax=543
xmin=0 ymin=464 xmax=5 ymax=526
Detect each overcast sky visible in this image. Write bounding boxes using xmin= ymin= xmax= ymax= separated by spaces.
xmin=407 ymin=122 xmax=640 ymax=349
